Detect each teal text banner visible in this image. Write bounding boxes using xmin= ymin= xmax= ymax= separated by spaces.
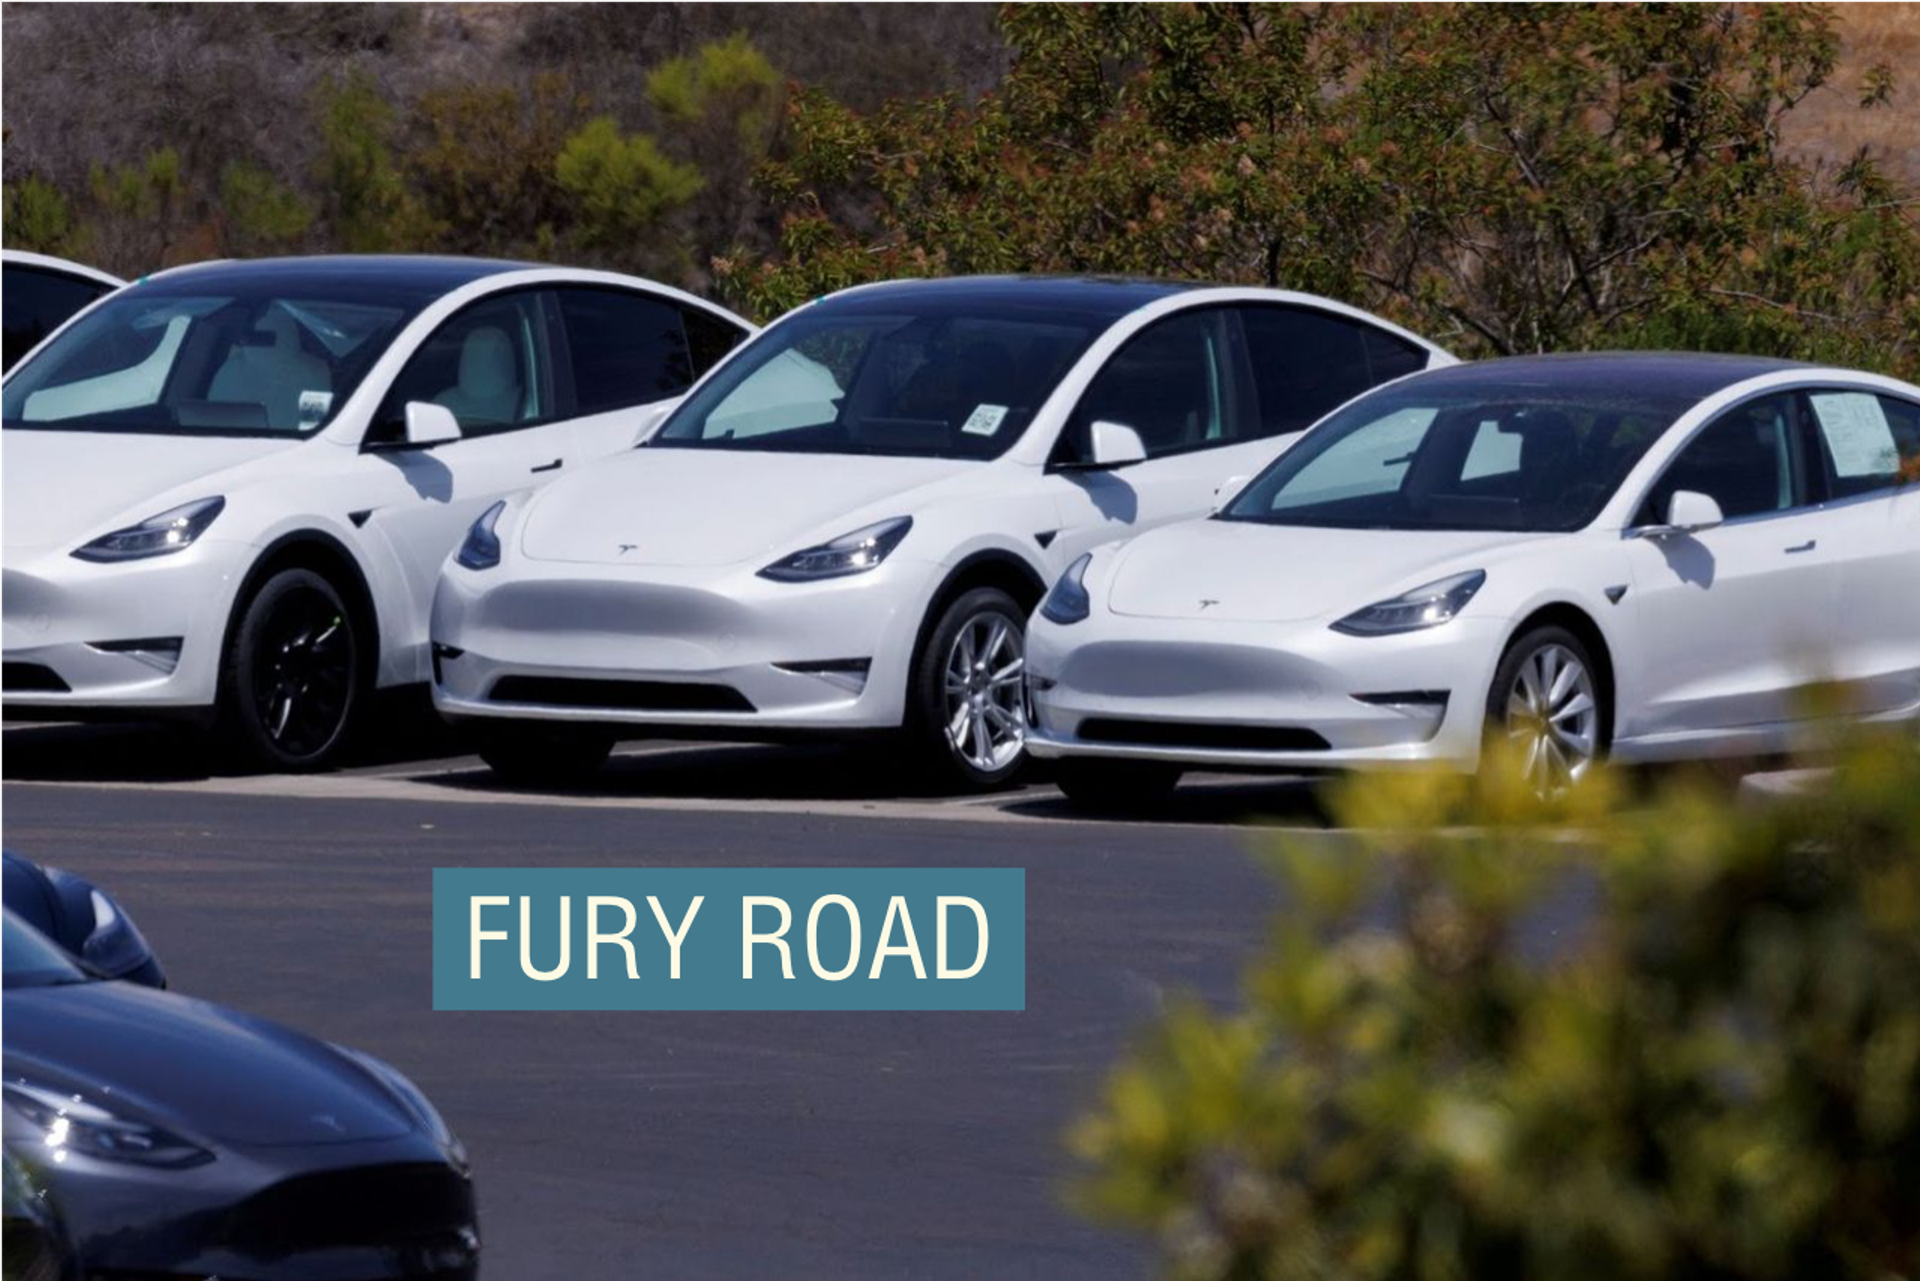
xmin=433 ymin=867 xmax=1024 ymax=1011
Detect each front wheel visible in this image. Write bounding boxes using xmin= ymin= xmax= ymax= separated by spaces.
xmin=908 ymin=587 xmax=1031 ymax=792
xmin=1486 ymin=625 xmax=1607 ymax=796
xmin=217 ymin=569 xmax=361 ymax=771
xmin=473 ymin=722 xmax=615 ymax=788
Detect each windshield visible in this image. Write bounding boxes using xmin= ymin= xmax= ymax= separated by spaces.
xmin=651 ymin=307 xmax=1100 ymax=459
xmin=3 ymin=278 xmax=425 ymax=436
xmin=3 ymin=911 xmax=88 ymax=988
xmin=1222 ymin=382 xmax=1690 ymax=532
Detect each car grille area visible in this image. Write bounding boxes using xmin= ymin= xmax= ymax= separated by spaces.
xmin=489 ymin=675 xmax=755 ymax=713
xmin=2 ymin=662 xmax=68 ymax=692
xmin=216 ymin=1161 xmax=476 ymax=1272
xmin=1075 ymin=718 xmax=1331 ymax=753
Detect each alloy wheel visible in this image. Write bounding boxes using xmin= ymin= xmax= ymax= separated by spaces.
xmin=942 ymin=612 xmax=1027 ymax=774
xmin=249 ymin=587 xmax=354 ymax=760
xmin=1502 ymin=641 xmax=1599 ymax=795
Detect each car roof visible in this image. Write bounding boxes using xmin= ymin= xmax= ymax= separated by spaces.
xmin=1 ymin=249 xmax=125 ymax=288
xmin=140 ymin=254 xmax=538 ymax=295
xmin=1407 ymin=351 xmax=1819 ymax=401
xmin=822 ymin=274 xmax=1201 ymax=323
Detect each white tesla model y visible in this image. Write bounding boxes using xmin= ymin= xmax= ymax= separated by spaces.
xmin=430 ymin=276 xmax=1450 ymax=788
xmin=2 ymin=256 xmax=751 ymax=768
xmin=1026 ymin=353 xmax=1920 ymax=804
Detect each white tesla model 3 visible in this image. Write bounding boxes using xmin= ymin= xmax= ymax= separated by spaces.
xmin=1025 ymin=353 xmax=1920 ymax=803
xmin=430 ymin=276 xmax=1450 ymax=788
xmin=2 ymin=255 xmax=751 ymax=768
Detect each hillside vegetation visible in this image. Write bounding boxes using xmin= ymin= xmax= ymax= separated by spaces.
xmin=3 ymin=3 xmax=1915 ymax=375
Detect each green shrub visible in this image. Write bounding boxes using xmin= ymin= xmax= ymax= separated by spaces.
xmin=1072 ymin=737 xmax=1920 ymax=1280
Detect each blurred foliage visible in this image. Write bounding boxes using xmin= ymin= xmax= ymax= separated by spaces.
xmin=723 ymin=3 xmax=1920 ymax=374
xmin=1071 ymin=732 xmax=1920 ymax=1280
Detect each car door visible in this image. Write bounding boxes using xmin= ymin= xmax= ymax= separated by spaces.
xmin=1619 ymin=390 xmax=1840 ymax=741
xmin=1044 ymin=303 xmax=1434 ymax=563
xmin=1802 ymin=389 xmax=1920 ymax=716
xmin=356 ymin=288 xmax=577 ymax=621
xmin=548 ymin=286 xmax=750 ymax=462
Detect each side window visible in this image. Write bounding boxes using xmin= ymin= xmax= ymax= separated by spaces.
xmin=1060 ymin=308 xmax=1235 ymax=462
xmin=1804 ymin=390 xmax=1920 ymax=500
xmin=1237 ymin=306 xmax=1428 ymax=439
xmin=682 ymin=305 xmax=749 ymax=381
xmin=377 ymin=292 xmax=551 ymax=439
xmin=1636 ymin=392 xmax=1807 ymax=525
xmin=553 ymin=287 xmax=694 ymax=416
xmin=3 ymin=266 xmax=110 ymax=372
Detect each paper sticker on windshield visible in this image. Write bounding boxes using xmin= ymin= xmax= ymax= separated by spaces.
xmin=961 ymin=404 xmax=1009 ymax=436
xmin=298 ymin=389 xmax=334 ymax=429
xmin=1810 ymin=392 xmax=1898 ymax=478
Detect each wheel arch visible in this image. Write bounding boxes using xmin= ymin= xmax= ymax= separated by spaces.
xmin=910 ymin=550 xmax=1049 ymax=663
xmin=1501 ymin=601 xmax=1617 ymax=745
xmin=223 ymin=531 xmax=382 ymax=687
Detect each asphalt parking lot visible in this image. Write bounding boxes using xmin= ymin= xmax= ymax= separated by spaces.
xmin=1 ymin=719 xmax=1358 ymax=1279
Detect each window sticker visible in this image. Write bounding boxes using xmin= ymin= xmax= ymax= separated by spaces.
xmin=298 ymin=389 xmax=334 ymax=428
xmin=1810 ymin=391 xmax=1899 ymax=478
xmin=960 ymin=403 xmax=1009 ymax=436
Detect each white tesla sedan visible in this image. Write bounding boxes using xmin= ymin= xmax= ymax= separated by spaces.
xmin=430 ymin=276 xmax=1450 ymax=788
xmin=1026 ymin=353 xmax=1920 ymax=803
xmin=2 ymin=255 xmax=751 ymax=768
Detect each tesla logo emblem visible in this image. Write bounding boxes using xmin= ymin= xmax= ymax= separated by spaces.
xmin=617 ymin=544 xmax=639 ymax=555
xmin=311 ymin=1114 xmax=344 ymax=1133
xmin=1197 ymin=599 xmax=1219 ymax=611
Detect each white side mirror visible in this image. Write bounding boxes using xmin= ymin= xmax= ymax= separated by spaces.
xmin=1089 ymin=420 xmax=1148 ymax=468
xmin=1665 ymin=489 xmax=1724 ymax=533
xmin=404 ymin=401 xmax=463 ymax=447
xmin=1212 ymin=474 xmax=1252 ymax=513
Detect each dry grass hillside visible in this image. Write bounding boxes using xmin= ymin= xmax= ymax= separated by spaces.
xmin=1787 ymin=3 xmax=1920 ymax=184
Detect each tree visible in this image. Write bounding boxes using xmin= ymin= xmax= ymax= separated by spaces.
xmin=1071 ymin=733 xmax=1920 ymax=1280
xmin=724 ymin=4 xmax=1919 ymax=373
xmin=647 ymin=32 xmax=785 ymax=275
xmin=554 ymin=115 xmax=703 ymax=266
xmin=314 ymin=71 xmax=432 ymax=254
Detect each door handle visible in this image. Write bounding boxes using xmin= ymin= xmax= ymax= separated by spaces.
xmin=1783 ymin=539 xmax=1816 ymax=554
xmin=531 ymin=458 xmax=564 ymax=474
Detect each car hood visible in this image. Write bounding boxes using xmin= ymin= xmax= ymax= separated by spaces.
xmin=2 ymin=982 xmax=415 ymax=1148
xmin=518 ymin=446 xmax=974 ymax=568
xmin=1 ymin=429 xmax=298 ymax=552
xmin=1105 ymin=519 xmax=1547 ymax=623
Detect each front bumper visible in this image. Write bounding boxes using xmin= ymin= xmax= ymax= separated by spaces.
xmin=430 ymin=554 xmax=940 ymax=733
xmin=1026 ymin=612 xmax=1507 ymax=772
xmin=1 ymin=539 xmax=251 ymax=717
xmin=25 ymin=1133 xmax=476 ymax=1280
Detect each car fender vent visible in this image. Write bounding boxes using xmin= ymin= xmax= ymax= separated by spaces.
xmin=2 ymin=663 xmax=69 ymax=693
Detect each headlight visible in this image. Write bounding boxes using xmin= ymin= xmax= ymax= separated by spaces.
xmin=1332 ymin=570 xmax=1485 ymax=636
xmin=335 ymin=1046 xmax=464 ymax=1164
xmin=3 ymin=1080 xmax=211 ymax=1169
xmin=759 ymin=517 xmax=912 ymax=582
xmin=1039 ymin=554 xmax=1093 ymax=625
xmin=456 ymin=501 xmax=507 ymax=571
xmin=71 ymin=497 xmax=224 ymax=563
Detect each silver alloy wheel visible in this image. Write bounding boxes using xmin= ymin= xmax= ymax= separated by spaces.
xmin=1503 ymin=642 xmax=1600 ymax=795
xmin=943 ymin=611 xmax=1027 ymax=774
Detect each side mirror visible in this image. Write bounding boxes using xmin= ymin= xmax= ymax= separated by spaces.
xmin=1089 ymin=420 xmax=1148 ymax=468
xmin=1639 ymin=489 xmax=1725 ymax=539
xmin=1212 ymin=474 xmax=1252 ymax=513
xmin=404 ymin=401 xmax=463 ymax=448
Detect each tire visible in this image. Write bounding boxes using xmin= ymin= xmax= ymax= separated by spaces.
xmin=217 ymin=568 xmax=362 ymax=772
xmin=1052 ymin=758 xmax=1183 ymax=813
xmin=473 ymin=721 xmax=614 ymax=788
xmin=1485 ymin=624 xmax=1608 ymax=796
xmin=907 ymin=586 xmax=1031 ymax=792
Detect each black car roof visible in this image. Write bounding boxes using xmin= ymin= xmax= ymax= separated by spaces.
xmin=818 ymin=275 xmax=1201 ymax=323
xmin=139 ymin=254 xmax=536 ymax=296
xmin=1411 ymin=351 xmax=1817 ymax=401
